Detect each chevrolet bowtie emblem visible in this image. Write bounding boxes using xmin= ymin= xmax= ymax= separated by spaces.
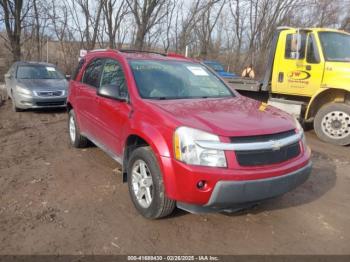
xmin=271 ymin=141 xmax=282 ymax=151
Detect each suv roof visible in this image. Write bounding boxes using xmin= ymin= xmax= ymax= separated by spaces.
xmin=85 ymin=49 xmax=193 ymax=62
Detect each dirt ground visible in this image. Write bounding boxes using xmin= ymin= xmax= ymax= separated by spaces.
xmin=0 ymin=99 xmax=350 ymax=255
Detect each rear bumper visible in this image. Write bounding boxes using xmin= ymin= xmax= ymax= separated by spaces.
xmin=177 ymin=161 xmax=312 ymax=213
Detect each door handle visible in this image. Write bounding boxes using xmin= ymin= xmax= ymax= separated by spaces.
xmin=95 ymin=96 xmax=101 ymax=104
xmin=278 ymin=72 xmax=284 ymax=83
xmin=306 ymin=65 xmax=312 ymax=71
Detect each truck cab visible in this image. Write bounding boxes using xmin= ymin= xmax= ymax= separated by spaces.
xmin=232 ymin=27 xmax=350 ymax=145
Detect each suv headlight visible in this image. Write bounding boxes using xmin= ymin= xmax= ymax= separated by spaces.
xmin=174 ymin=127 xmax=227 ymax=167
xmin=293 ymin=117 xmax=303 ymax=134
xmin=293 ymin=117 xmax=307 ymax=147
xmin=16 ymin=86 xmax=32 ymax=95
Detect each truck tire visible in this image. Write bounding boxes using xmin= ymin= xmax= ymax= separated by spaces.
xmin=68 ymin=109 xmax=89 ymax=148
xmin=127 ymin=146 xmax=175 ymax=219
xmin=314 ymin=103 xmax=350 ymax=146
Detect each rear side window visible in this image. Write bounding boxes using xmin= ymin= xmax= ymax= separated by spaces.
xmin=72 ymin=59 xmax=85 ymax=81
xmin=82 ymin=59 xmax=104 ymax=88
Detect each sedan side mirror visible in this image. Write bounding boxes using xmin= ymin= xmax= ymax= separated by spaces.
xmin=97 ymin=84 xmax=128 ymax=102
xmin=4 ymin=73 xmax=11 ymax=79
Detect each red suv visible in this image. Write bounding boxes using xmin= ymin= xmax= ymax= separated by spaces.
xmin=67 ymin=49 xmax=312 ymax=219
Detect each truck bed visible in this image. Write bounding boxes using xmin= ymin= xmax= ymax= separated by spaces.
xmin=226 ymin=78 xmax=261 ymax=92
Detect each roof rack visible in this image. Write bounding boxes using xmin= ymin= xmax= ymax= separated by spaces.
xmin=88 ymin=49 xmax=110 ymax=53
xmin=119 ymin=49 xmax=166 ymax=56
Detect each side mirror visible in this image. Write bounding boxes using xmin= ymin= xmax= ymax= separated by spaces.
xmin=4 ymin=73 xmax=11 ymax=79
xmin=97 ymin=84 xmax=128 ymax=102
xmin=65 ymin=75 xmax=71 ymax=80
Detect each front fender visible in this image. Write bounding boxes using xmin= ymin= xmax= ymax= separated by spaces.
xmin=305 ymin=87 xmax=350 ymax=119
xmin=126 ymin=122 xmax=179 ymax=199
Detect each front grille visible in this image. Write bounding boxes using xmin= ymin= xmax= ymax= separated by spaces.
xmin=232 ymin=130 xmax=301 ymax=166
xmin=230 ymin=130 xmax=296 ymax=143
xmin=37 ymin=91 xmax=63 ymax=97
xmin=36 ymin=101 xmax=66 ymax=107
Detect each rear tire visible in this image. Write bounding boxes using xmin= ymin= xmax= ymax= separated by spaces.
xmin=127 ymin=146 xmax=175 ymax=219
xmin=68 ymin=109 xmax=89 ymax=148
xmin=314 ymin=103 xmax=350 ymax=146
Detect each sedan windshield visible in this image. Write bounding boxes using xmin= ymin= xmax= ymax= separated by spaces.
xmin=17 ymin=65 xmax=64 ymax=79
xmin=129 ymin=60 xmax=233 ymax=100
xmin=319 ymin=32 xmax=350 ymax=62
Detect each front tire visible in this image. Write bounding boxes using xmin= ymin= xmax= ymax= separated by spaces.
xmin=127 ymin=147 xmax=175 ymax=219
xmin=68 ymin=109 xmax=89 ymax=148
xmin=11 ymin=95 xmax=23 ymax=112
xmin=314 ymin=103 xmax=350 ymax=146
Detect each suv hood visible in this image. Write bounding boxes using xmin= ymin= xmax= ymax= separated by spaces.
xmin=17 ymin=79 xmax=68 ymax=91
xmin=148 ymin=96 xmax=296 ymax=137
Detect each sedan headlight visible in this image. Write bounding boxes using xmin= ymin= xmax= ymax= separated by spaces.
xmin=174 ymin=127 xmax=227 ymax=167
xmin=16 ymin=86 xmax=32 ymax=95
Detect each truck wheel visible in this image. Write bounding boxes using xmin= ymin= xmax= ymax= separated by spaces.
xmin=314 ymin=103 xmax=350 ymax=146
xmin=127 ymin=147 xmax=175 ymax=219
xmin=68 ymin=109 xmax=89 ymax=148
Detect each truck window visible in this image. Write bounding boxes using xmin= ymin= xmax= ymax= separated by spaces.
xmin=306 ymin=34 xmax=320 ymax=64
xmin=285 ymin=33 xmax=306 ymax=60
xmin=319 ymin=32 xmax=350 ymax=62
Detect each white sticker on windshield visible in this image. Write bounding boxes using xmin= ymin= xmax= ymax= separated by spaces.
xmin=186 ymin=66 xmax=209 ymax=76
xmin=46 ymin=67 xmax=56 ymax=72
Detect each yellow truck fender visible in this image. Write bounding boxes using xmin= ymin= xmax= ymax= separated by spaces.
xmin=305 ymin=87 xmax=350 ymax=120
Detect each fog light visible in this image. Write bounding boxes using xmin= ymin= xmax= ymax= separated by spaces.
xmin=197 ymin=180 xmax=206 ymax=189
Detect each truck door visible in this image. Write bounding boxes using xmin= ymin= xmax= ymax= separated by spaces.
xmin=272 ymin=31 xmax=324 ymax=97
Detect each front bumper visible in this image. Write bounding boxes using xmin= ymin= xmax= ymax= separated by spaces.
xmin=14 ymin=93 xmax=67 ymax=109
xmin=177 ymin=161 xmax=312 ymax=213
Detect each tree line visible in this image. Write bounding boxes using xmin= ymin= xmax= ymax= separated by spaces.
xmin=1 ymin=0 xmax=350 ymax=75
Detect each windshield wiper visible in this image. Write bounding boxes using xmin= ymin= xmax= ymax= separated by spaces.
xmin=149 ymin=97 xmax=184 ymax=100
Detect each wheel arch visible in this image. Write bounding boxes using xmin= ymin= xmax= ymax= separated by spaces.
xmin=122 ymin=128 xmax=172 ymax=183
xmin=66 ymin=102 xmax=73 ymax=112
xmin=305 ymin=88 xmax=350 ymax=120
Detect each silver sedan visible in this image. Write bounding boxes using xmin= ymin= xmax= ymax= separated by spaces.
xmin=4 ymin=62 xmax=69 ymax=112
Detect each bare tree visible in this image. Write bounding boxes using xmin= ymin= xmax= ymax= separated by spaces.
xmin=0 ymin=0 xmax=32 ymax=62
xmin=70 ymin=0 xmax=105 ymax=50
xmin=196 ymin=0 xmax=226 ymax=57
xmin=126 ymin=0 xmax=169 ymax=50
xmin=103 ymin=0 xmax=129 ymax=48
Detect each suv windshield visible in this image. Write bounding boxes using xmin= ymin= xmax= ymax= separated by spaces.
xmin=319 ymin=32 xmax=350 ymax=62
xmin=129 ymin=60 xmax=233 ymax=100
xmin=17 ymin=65 xmax=64 ymax=79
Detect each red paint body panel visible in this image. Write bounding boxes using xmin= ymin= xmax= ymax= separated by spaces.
xmin=67 ymin=49 xmax=312 ymax=206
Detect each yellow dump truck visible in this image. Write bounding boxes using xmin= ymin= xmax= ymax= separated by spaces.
xmin=230 ymin=27 xmax=350 ymax=145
